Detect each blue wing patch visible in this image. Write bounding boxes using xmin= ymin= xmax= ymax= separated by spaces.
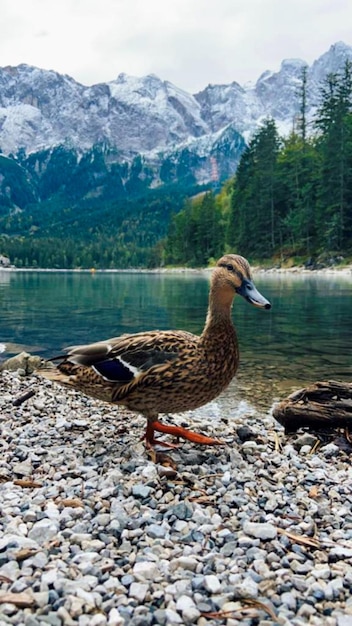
xmin=93 ymin=358 xmax=136 ymax=382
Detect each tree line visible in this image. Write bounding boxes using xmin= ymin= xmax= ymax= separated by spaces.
xmin=1 ymin=63 xmax=352 ymax=268
xmin=165 ymin=62 xmax=352 ymax=266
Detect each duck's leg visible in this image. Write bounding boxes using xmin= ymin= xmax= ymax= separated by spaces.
xmin=144 ymin=417 xmax=224 ymax=448
xmin=144 ymin=420 xmax=180 ymax=449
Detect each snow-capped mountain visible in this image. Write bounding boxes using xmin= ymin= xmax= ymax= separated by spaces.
xmin=0 ymin=41 xmax=351 ymax=184
xmin=195 ymin=42 xmax=352 ymax=141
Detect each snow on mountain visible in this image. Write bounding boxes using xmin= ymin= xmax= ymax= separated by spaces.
xmin=195 ymin=43 xmax=352 ymax=142
xmin=105 ymin=73 xmax=208 ymax=151
xmin=0 ymin=42 xmax=351 ymax=182
xmin=309 ymin=41 xmax=352 ymax=89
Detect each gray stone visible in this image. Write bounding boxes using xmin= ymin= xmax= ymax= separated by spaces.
xmin=0 ymin=352 xmax=41 ymax=374
xmin=220 ymin=541 xmax=237 ymax=556
xmin=13 ymin=460 xmax=32 ymax=476
xmin=56 ymin=607 xmax=78 ymax=626
xmin=164 ymin=608 xmax=183 ymax=624
xmin=337 ymin=616 xmax=352 ymax=626
xmin=129 ymin=582 xmax=148 ymax=602
xmin=281 ymin=591 xmax=297 ymax=610
xmin=322 ymin=443 xmax=340 ymax=457
xmin=153 ymin=609 xmax=167 ymax=625
xmin=294 ymin=433 xmax=318 ymax=449
xmin=0 ymin=560 xmax=20 ymax=580
xmin=170 ymin=502 xmax=193 ymax=520
xmin=330 ymin=546 xmax=352 ymax=559
xmin=23 ymin=617 xmax=42 ymax=626
xmin=311 ymin=565 xmax=330 ymax=579
xmin=170 ymin=556 xmax=198 ymax=572
xmin=37 ymin=613 xmax=62 ymax=626
xmin=204 ymin=574 xmax=221 ymax=594
xmin=297 ymin=603 xmax=316 ymax=618
xmin=28 ymin=519 xmax=60 ymax=544
xmin=0 ymin=603 xmax=18 ymax=616
xmin=290 ymin=559 xmax=313 ymax=574
xmin=30 ymin=551 xmax=49 ymax=569
xmin=133 ymin=561 xmax=159 ymax=581
xmin=325 ymin=577 xmax=344 ymax=600
xmin=93 ymin=514 xmax=111 ymax=527
xmin=107 ymin=608 xmax=125 ymax=626
xmin=233 ymin=577 xmax=258 ymax=599
xmin=132 ymin=485 xmax=153 ymax=498
xmin=89 ymin=615 xmax=108 ymax=626
xmin=146 ymin=523 xmax=167 ymax=538
xmin=176 ymin=595 xmax=200 ymax=623
xmin=242 ymin=520 xmax=277 ymax=541
xmin=121 ymin=574 xmax=134 ymax=587
xmin=10 ymin=579 xmax=29 ymax=593
xmin=309 ymin=582 xmax=327 ymax=601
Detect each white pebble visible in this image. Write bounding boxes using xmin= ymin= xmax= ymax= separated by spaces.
xmin=129 ymin=582 xmax=148 ymax=602
xmin=242 ymin=520 xmax=277 ymax=540
xmin=204 ymin=574 xmax=221 ymax=594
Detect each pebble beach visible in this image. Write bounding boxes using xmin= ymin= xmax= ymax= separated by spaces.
xmin=0 ymin=369 xmax=352 ymax=626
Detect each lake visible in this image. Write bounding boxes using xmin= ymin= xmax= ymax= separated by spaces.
xmin=0 ymin=269 xmax=351 ymax=412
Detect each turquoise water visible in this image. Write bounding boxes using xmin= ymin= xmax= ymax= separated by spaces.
xmin=0 ymin=269 xmax=351 ymax=409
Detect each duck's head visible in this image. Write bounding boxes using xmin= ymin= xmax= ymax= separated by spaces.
xmin=213 ymin=254 xmax=271 ymax=310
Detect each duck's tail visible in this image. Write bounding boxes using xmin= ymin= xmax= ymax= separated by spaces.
xmin=36 ymin=363 xmax=73 ymax=387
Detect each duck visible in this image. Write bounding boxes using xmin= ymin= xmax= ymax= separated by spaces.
xmin=39 ymin=254 xmax=271 ymax=448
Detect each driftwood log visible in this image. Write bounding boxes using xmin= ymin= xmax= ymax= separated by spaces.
xmin=272 ymin=380 xmax=352 ymax=434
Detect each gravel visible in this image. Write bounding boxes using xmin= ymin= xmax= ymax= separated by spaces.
xmin=0 ymin=369 xmax=352 ymax=625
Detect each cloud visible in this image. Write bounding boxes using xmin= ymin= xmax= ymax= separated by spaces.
xmin=0 ymin=0 xmax=351 ymax=91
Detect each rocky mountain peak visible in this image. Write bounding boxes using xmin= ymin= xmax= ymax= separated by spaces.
xmin=0 ymin=42 xmax=351 ymax=183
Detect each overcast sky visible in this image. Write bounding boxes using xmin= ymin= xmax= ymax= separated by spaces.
xmin=0 ymin=0 xmax=351 ymax=93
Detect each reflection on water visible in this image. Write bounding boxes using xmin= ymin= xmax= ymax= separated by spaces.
xmin=0 ymin=269 xmax=351 ymax=410
xmin=233 ymin=272 xmax=352 ymax=409
xmin=0 ymin=270 xmax=11 ymax=285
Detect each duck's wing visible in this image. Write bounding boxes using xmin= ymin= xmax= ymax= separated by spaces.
xmin=57 ymin=330 xmax=197 ymax=384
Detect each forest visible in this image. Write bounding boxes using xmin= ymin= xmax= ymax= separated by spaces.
xmin=1 ymin=62 xmax=352 ymax=268
xmin=165 ymin=63 xmax=352 ymax=267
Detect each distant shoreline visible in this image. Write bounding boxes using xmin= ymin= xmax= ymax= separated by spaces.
xmin=252 ymin=264 xmax=352 ymax=276
xmin=0 ymin=264 xmax=352 ymax=276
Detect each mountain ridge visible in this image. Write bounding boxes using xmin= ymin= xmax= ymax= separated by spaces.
xmin=1 ymin=41 xmax=351 ymax=166
xmin=0 ymin=41 xmax=351 ymax=218
xmin=1 ymin=41 xmax=352 ymax=268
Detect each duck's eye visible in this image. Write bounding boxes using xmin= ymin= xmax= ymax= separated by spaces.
xmin=226 ymin=264 xmax=234 ymax=271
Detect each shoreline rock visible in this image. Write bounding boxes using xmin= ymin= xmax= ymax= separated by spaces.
xmin=0 ymin=351 xmax=42 ymax=376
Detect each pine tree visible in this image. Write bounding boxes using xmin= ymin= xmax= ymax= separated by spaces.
xmin=228 ymin=119 xmax=281 ymax=258
xmin=315 ymin=61 xmax=352 ymax=251
xmin=277 ymin=133 xmax=318 ymax=255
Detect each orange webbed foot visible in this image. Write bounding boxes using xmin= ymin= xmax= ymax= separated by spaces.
xmin=144 ymin=420 xmax=224 ymax=448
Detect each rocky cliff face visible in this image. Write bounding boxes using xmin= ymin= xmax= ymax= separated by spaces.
xmin=0 ymin=42 xmax=351 ymax=184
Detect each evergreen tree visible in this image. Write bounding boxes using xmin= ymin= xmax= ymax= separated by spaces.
xmin=228 ymin=119 xmax=281 ymax=258
xmin=277 ymin=133 xmax=318 ymax=255
xmin=165 ymin=192 xmax=225 ymax=266
xmin=315 ymin=61 xmax=352 ymax=251
xmin=297 ymin=65 xmax=308 ymax=143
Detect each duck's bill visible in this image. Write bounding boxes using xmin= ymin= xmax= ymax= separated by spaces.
xmin=237 ymin=279 xmax=271 ymax=310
